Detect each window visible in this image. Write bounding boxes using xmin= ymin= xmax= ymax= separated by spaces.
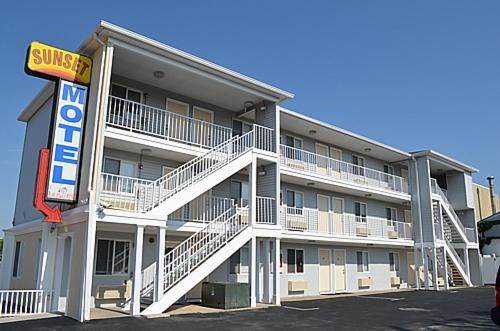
xmin=12 ymin=241 xmax=23 ymax=278
xmin=230 ymin=180 xmax=250 ymax=206
xmin=286 ymin=190 xmax=303 ymax=215
xmin=287 ymin=249 xmax=304 ymax=274
xmin=285 ymin=135 xmax=303 ymax=160
xmin=386 ymin=207 xmax=398 ymax=227
xmin=229 ymin=246 xmax=249 ymax=274
xmin=103 ymin=158 xmax=137 ymax=193
xmin=389 ymin=252 xmax=400 ymax=272
xmin=354 ymin=202 xmax=367 ymax=223
xmin=356 ymin=251 xmax=369 ymax=272
xmin=95 ymin=239 xmax=130 ymax=275
xmin=232 ymin=120 xmax=253 ymax=137
xmin=110 ymin=84 xmax=142 ymax=103
xmin=285 ymin=135 xmax=302 ymax=149
xmin=352 ymin=155 xmax=365 ymax=176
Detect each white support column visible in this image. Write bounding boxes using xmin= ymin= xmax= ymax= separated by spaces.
xmin=131 ymin=225 xmax=144 ymax=316
xmin=154 ymin=227 xmax=166 ymax=302
xmin=255 ymin=238 xmax=261 ymax=303
xmin=432 ymin=247 xmax=439 ymax=291
xmin=249 ymin=155 xmax=257 ymax=227
xmin=273 ymin=238 xmax=280 ymax=305
xmin=464 ymin=247 xmax=470 ymax=279
xmin=414 ymin=245 xmax=421 ymax=290
xmin=37 ymin=223 xmax=58 ymax=290
xmin=442 ymin=248 xmax=449 ymax=290
xmin=0 ymin=231 xmax=15 ymax=289
xmin=423 ymin=247 xmax=429 ymax=290
xmin=249 ymin=236 xmax=257 ymax=307
xmin=263 ymin=239 xmax=271 ymax=304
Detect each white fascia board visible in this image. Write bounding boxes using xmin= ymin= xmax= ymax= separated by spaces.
xmin=411 ymin=149 xmax=478 ymax=173
xmin=99 ymin=21 xmax=294 ymax=101
xmin=280 ymin=231 xmax=414 ymax=248
xmin=278 ymin=106 xmax=411 ymax=160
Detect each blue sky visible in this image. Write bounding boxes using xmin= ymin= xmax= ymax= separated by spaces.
xmin=0 ymin=1 xmax=499 ymax=231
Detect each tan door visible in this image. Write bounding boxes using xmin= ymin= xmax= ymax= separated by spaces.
xmin=319 ymin=249 xmax=332 ymax=293
xmin=329 ymin=148 xmax=342 ymax=178
xmin=334 ymin=250 xmax=346 ymax=292
xmin=315 ymin=143 xmax=329 ymax=175
xmin=166 ymin=99 xmax=189 ymax=141
xmin=193 ymin=107 xmax=213 ymax=147
xmin=333 ymin=198 xmax=344 ymax=235
xmin=318 ymin=195 xmax=330 ymax=233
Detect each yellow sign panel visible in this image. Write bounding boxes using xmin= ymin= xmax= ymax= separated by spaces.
xmin=26 ymin=41 xmax=92 ymax=85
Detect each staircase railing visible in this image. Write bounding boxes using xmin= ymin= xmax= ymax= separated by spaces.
xmin=431 ymin=180 xmax=467 ymax=239
xmin=143 ymin=131 xmax=254 ymax=212
xmin=162 ymin=207 xmax=248 ymax=292
xmin=444 ymin=236 xmax=466 ymax=276
xmin=141 ymin=262 xmax=157 ymax=298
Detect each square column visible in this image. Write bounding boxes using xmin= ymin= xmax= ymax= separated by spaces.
xmin=442 ymin=248 xmax=449 ymax=290
xmin=263 ymin=239 xmax=270 ymax=304
xmin=249 ymin=236 xmax=257 ymax=307
xmin=0 ymin=231 xmax=15 ymax=289
xmin=154 ymin=227 xmax=166 ymax=302
xmin=432 ymin=247 xmax=439 ymax=291
xmin=273 ymin=238 xmax=280 ymax=305
xmin=256 ymin=238 xmax=261 ymax=302
xmin=131 ymin=225 xmax=144 ymax=316
xmin=37 ymin=224 xmax=58 ymax=290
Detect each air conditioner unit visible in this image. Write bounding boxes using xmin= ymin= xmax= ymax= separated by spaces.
xmin=356 ymin=227 xmax=371 ymax=237
xmin=388 ymin=230 xmax=399 ymax=239
xmin=358 ymin=277 xmax=372 ymax=288
xmin=288 ymin=280 xmax=308 ymax=292
xmin=390 ymin=276 xmax=401 ymax=286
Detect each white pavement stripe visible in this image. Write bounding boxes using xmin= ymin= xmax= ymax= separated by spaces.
xmin=359 ymin=296 xmax=405 ymax=301
xmin=282 ymin=306 xmax=320 ymax=311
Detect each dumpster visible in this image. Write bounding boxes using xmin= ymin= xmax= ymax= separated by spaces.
xmin=201 ymin=282 xmax=249 ymax=309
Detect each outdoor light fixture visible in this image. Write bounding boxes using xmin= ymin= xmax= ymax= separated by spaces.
xmin=364 ymin=147 xmax=372 ymax=152
xmin=365 ymin=193 xmax=372 ymax=197
xmin=153 ymin=70 xmax=165 ymax=79
xmin=258 ymin=166 xmax=267 ymax=176
xmin=307 ymin=182 xmax=315 ymax=186
xmin=244 ymin=101 xmax=255 ymax=112
xmin=139 ymin=149 xmax=152 ymax=173
xmin=309 ymin=130 xmax=317 ymax=136
xmin=259 ymin=102 xmax=267 ymax=111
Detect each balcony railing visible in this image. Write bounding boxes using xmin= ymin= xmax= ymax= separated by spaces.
xmin=106 ymin=95 xmax=233 ymax=149
xmin=280 ymin=145 xmax=409 ymax=195
xmin=280 ymin=206 xmax=412 ymax=240
xmin=256 ymin=196 xmax=276 ymax=224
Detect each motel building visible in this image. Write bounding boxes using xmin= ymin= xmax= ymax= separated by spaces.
xmin=0 ymin=21 xmax=482 ymax=322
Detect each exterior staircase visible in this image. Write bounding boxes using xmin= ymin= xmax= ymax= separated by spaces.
xmin=141 ymin=206 xmax=251 ymax=315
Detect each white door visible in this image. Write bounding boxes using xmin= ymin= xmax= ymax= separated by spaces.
xmin=193 ymin=107 xmax=213 ymax=146
xmin=315 ymin=143 xmax=329 ymax=175
xmin=334 ymin=250 xmax=346 ymax=292
xmin=333 ymin=198 xmax=344 ymax=234
xmin=329 ymin=148 xmax=342 ymax=177
xmin=317 ymin=195 xmax=330 ymax=234
xmin=319 ymin=249 xmax=332 ymax=293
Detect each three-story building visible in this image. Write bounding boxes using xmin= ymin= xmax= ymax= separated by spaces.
xmin=0 ymin=22 xmax=481 ymax=321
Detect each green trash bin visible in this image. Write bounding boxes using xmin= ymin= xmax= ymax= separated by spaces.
xmin=201 ymin=282 xmax=250 ymax=309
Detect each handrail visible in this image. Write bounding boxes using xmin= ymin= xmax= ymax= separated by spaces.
xmin=431 ymin=179 xmax=467 ymax=236
xmin=162 ymin=207 xmax=248 ymax=292
xmin=256 ymin=196 xmax=275 ymax=224
xmin=0 ymin=290 xmax=53 ymax=316
xmin=107 ymin=95 xmax=233 ymax=148
xmin=280 ymin=206 xmax=412 ymax=240
xmin=280 ymin=144 xmax=409 ymax=194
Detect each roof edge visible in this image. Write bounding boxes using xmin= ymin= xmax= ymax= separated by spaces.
xmin=410 ymin=150 xmax=479 ymax=173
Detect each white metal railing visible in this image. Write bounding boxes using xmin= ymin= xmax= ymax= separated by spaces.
xmin=445 ymin=236 xmax=466 ymax=273
xmin=141 ymin=262 xmax=156 ymax=298
xmin=99 ymin=173 xmax=154 ymax=211
xmin=253 ymin=124 xmax=275 ymax=152
xmin=168 ymin=194 xmax=235 ymax=223
xmin=0 ymin=290 xmax=52 ymax=317
xmin=280 ymin=145 xmax=409 ymax=194
xmin=163 ymin=207 xmax=248 ymax=292
xmin=280 ymin=206 xmax=412 ymax=240
xmin=256 ymin=196 xmax=275 ymax=224
xmin=107 ymin=96 xmax=232 ymax=148
xmin=430 ymin=179 xmax=468 ymax=239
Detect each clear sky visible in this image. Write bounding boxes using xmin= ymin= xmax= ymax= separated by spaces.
xmin=0 ymin=1 xmax=499 ymax=231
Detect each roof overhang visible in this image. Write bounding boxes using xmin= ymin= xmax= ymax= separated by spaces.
xmin=279 ymin=107 xmax=411 ymax=163
xmin=411 ymin=150 xmax=478 ymax=173
xmin=18 ymin=20 xmax=294 ymax=121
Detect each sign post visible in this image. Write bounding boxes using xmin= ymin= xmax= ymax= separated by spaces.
xmin=25 ymin=41 xmax=92 ymax=222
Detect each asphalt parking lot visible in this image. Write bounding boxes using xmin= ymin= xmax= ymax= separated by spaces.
xmin=2 ymin=287 xmax=496 ymax=330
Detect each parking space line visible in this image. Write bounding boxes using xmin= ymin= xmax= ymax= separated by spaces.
xmin=282 ymin=306 xmax=320 ymax=311
xmin=359 ymin=296 xmax=405 ymax=301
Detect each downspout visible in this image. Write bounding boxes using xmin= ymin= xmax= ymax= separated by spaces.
xmin=411 ymin=156 xmax=425 ymax=290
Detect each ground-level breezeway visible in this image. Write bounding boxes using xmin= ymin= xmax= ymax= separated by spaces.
xmin=1 ymin=287 xmax=495 ymax=330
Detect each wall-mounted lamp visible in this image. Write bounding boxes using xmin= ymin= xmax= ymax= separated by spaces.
xmin=153 ymin=70 xmax=164 ymax=79
xmin=258 ymin=166 xmax=267 ymax=176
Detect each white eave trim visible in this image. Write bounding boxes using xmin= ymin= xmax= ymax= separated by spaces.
xmin=411 ymin=149 xmax=478 ymax=173
xmin=279 ymin=106 xmax=411 ymax=159
xmin=99 ymin=21 xmax=294 ymax=101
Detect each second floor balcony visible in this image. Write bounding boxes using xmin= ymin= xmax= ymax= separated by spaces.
xmin=106 ymin=95 xmax=233 ymax=149
xmin=280 ymin=144 xmax=409 ymax=196
xmin=280 ymin=206 xmax=412 ymax=241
